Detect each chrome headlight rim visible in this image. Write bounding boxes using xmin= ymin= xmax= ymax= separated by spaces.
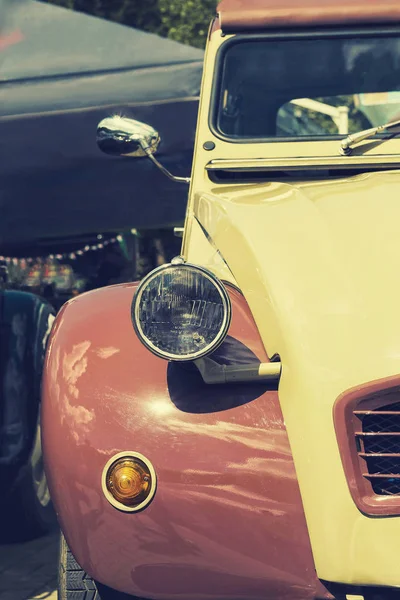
xmin=131 ymin=262 xmax=232 ymax=362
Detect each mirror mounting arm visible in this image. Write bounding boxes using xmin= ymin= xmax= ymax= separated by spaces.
xmin=140 ymin=142 xmax=191 ymax=185
xmin=97 ymin=116 xmax=191 ymax=184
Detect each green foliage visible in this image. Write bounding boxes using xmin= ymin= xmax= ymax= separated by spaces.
xmin=41 ymin=0 xmax=216 ymax=47
xmin=88 ymin=0 xmax=165 ymax=35
xmin=158 ymin=0 xmax=217 ymax=48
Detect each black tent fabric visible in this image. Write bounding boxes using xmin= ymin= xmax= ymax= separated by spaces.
xmin=0 ymin=1 xmax=204 ymax=254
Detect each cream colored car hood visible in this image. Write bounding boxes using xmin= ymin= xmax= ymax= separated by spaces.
xmin=194 ymin=169 xmax=400 ymax=585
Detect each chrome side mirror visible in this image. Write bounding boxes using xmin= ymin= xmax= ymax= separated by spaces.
xmin=97 ymin=116 xmax=190 ymax=184
xmin=97 ymin=116 xmax=160 ymax=158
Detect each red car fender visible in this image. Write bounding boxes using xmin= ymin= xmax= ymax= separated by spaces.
xmin=42 ymin=281 xmax=328 ymax=600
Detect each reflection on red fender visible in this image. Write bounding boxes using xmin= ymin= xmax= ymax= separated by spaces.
xmin=42 ymin=282 xmax=330 ymax=600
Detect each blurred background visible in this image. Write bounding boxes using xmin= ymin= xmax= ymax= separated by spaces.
xmin=0 ymin=0 xmax=217 ymax=307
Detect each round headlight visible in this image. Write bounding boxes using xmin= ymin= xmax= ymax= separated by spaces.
xmin=132 ymin=262 xmax=231 ymax=361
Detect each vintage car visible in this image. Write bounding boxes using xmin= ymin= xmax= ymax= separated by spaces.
xmin=43 ymin=0 xmax=400 ymax=598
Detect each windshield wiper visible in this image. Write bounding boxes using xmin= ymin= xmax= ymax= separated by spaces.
xmin=340 ymin=118 xmax=400 ymax=156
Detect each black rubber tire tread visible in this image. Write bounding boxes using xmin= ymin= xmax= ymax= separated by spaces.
xmin=59 ymin=534 xmax=99 ymax=600
xmin=59 ymin=533 xmax=144 ymax=599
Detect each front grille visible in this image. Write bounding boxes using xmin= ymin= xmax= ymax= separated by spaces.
xmin=356 ymin=401 xmax=400 ymax=495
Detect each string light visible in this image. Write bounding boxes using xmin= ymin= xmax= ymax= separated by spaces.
xmin=0 ymin=236 xmax=121 ymax=264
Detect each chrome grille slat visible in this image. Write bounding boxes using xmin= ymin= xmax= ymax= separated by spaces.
xmin=355 ymin=403 xmax=400 ymax=495
xmin=363 ymin=474 xmax=400 ymax=479
xmin=355 ymin=411 xmax=400 ymax=415
xmin=356 ymin=432 xmax=400 ymax=435
xmin=359 ymin=452 xmax=400 ymax=457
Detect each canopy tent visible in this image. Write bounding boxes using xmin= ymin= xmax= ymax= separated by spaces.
xmin=0 ymin=0 xmax=203 ymax=255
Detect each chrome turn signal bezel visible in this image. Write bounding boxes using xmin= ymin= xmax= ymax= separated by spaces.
xmin=101 ymin=451 xmax=157 ymax=513
xmin=131 ymin=262 xmax=232 ymax=362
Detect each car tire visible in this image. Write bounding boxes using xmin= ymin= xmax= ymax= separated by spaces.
xmin=0 ymin=292 xmax=57 ymax=542
xmin=1 ymin=417 xmax=57 ymax=541
xmin=59 ymin=534 xmax=134 ymax=600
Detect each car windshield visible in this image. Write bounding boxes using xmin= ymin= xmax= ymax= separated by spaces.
xmin=215 ymin=34 xmax=400 ymax=140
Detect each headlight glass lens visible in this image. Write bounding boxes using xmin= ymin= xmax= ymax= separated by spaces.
xmin=132 ymin=263 xmax=231 ymax=361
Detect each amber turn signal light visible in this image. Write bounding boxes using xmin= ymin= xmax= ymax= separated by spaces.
xmin=102 ymin=452 xmax=156 ymax=512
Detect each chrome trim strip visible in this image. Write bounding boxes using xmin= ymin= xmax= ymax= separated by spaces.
xmin=206 ymin=155 xmax=400 ymax=172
